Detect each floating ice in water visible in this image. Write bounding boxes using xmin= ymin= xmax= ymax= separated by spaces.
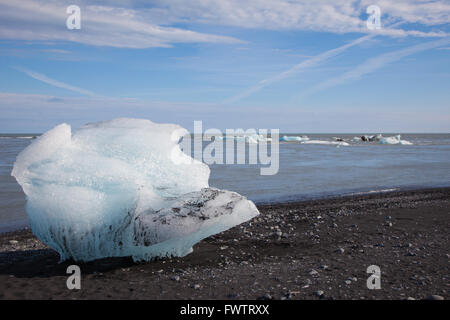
xmin=280 ymin=135 xmax=348 ymax=146
xmin=301 ymin=140 xmax=350 ymax=146
xmin=379 ymin=135 xmax=412 ymax=145
xmin=242 ymin=134 xmax=260 ymax=144
xmin=217 ymin=134 xmax=271 ymax=143
xmin=356 ymin=134 xmax=382 ymax=142
xmin=352 ymin=134 xmax=387 ymax=143
xmin=11 ymin=118 xmax=259 ymax=262
xmin=280 ymin=135 xmax=309 ymax=142
xmin=371 ymin=134 xmax=383 ymax=142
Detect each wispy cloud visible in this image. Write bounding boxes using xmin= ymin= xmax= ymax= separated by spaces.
xmin=0 ymin=1 xmax=448 ymax=49
xmin=223 ymin=13 xmax=447 ymax=104
xmin=0 ymin=0 xmax=243 ymax=49
xmin=296 ymin=37 xmax=450 ymax=99
xmin=13 ymin=66 xmax=97 ymax=96
xmin=155 ymin=0 xmax=449 ymax=36
xmin=40 ymin=49 xmax=70 ymax=54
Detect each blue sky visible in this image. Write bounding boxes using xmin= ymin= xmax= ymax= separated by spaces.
xmin=0 ymin=0 xmax=449 ymax=133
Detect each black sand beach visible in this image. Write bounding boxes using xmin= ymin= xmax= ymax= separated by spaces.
xmin=0 ymin=188 xmax=448 ymax=300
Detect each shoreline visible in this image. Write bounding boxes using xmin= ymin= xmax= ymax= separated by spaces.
xmin=252 ymin=184 xmax=450 ymax=206
xmin=0 ymin=187 xmax=449 ymax=299
xmin=2 ymin=185 xmax=450 ymax=235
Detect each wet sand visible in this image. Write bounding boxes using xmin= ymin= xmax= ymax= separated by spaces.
xmin=0 ymin=188 xmax=448 ymax=300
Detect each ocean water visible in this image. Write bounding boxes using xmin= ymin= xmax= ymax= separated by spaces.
xmin=1 ymin=133 xmax=450 ymax=233
xmin=0 ymin=135 xmax=38 ymax=232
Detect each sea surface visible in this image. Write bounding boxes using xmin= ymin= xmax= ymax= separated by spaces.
xmin=1 ymin=133 xmax=450 ymax=233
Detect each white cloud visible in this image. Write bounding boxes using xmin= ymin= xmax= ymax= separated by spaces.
xmin=360 ymin=0 xmax=450 ymax=26
xmin=0 ymin=0 xmax=448 ymax=49
xmin=0 ymin=0 xmax=243 ymax=48
xmin=40 ymin=49 xmax=70 ymax=54
xmin=154 ymin=0 xmax=449 ymax=36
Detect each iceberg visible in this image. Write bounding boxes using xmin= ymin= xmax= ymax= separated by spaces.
xmin=353 ymin=134 xmax=383 ymax=143
xmin=216 ymin=134 xmax=271 ymax=143
xmin=379 ymin=135 xmax=412 ymax=145
xmin=280 ymin=135 xmax=309 ymax=142
xmin=243 ymin=134 xmax=271 ymax=143
xmin=301 ymin=140 xmax=349 ymax=146
xmin=11 ymin=118 xmax=259 ymax=262
xmin=369 ymin=134 xmax=383 ymax=142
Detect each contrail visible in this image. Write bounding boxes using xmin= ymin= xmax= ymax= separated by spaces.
xmin=223 ymin=22 xmax=409 ymax=104
xmin=297 ymin=37 xmax=450 ymax=99
xmin=223 ymin=33 xmax=376 ymax=104
xmin=12 ymin=66 xmax=97 ymax=97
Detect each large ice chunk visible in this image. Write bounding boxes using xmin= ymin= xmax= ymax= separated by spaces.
xmin=11 ymin=118 xmax=259 ymax=262
xmin=379 ymin=135 xmax=412 ymax=145
xmin=133 ymin=188 xmax=258 ymax=261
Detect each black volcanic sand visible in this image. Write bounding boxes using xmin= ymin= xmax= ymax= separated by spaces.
xmin=0 ymin=188 xmax=448 ymax=300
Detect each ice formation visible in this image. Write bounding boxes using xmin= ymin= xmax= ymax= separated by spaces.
xmin=379 ymin=135 xmax=412 ymax=145
xmin=11 ymin=118 xmax=259 ymax=262
xmin=301 ymin=140 xmax=349 ymax=146
xmin=280 ymin=135 xmax=309 ymax=142
xmin=216 ymin=134 xmax=271 ymax=143
xmin=353 ymin=134 xmax=381 ymax=142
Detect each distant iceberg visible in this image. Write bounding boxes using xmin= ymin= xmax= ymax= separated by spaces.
xmin=280 ymin=135 xmax=309 ymax=142
xmin=301 ymin=140 xmax=349 ymax=146
xmin=217 ymin=134 xmax=271 ymax=143
xmin=11 ymin=118 xmax=259 ymax=262
xmin=244 ymin=134 xmax=269 ymax=144
xmin=352 ymin=134 xmax=383 ymax=143
xmin=379 ymin=135 xmax=412 ymax=145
